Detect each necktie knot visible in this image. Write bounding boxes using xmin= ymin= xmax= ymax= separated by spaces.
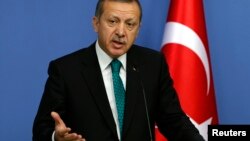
xmin=111 ymin=59 xmax=122 ymax=73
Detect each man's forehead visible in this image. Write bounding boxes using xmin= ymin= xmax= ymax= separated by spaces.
xmin=102 ymin=1 xmax=140 ymax=18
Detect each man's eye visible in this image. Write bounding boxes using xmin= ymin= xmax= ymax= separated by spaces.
xmin=127 ymin=23 xmax=132 ymax=26
xmin=127 ymin=22 xmax=136 ymax=29
xmin=108 ymin=20 xmax=117 ymax=26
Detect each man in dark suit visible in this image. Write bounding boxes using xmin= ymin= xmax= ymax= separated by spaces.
xmin=32 ymin=0 xmax=205 ymax=141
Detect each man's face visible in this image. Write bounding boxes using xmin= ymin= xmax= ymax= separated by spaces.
xmin=93 ymin=1 xmax=141 ymax=58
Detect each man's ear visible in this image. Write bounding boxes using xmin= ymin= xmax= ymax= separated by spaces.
xmin=92 ymin=16 xmax=99 ymax=32
xmin=136 ymin=22 xmax=142 ymax=38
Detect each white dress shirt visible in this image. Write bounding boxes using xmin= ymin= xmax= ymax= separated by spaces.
xmin=96 ymin=41 xmax=127 ymax=140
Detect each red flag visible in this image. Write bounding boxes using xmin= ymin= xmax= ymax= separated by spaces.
xmin=158 ymin=0 xmax=219 ymax=141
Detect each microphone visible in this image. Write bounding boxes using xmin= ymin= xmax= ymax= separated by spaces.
xmin=132 ymin=65 xmax=153 ymax=141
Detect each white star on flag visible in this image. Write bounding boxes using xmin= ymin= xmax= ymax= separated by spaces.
xmin=190 ymin=117 xmax=213 ymax=140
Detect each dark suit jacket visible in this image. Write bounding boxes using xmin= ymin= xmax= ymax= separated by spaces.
xmin=33 ymin=42 xmax=204 ymax=141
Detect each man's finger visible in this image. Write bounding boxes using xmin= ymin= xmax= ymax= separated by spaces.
xmin=64 ymin=133 xmax=85 ymax=141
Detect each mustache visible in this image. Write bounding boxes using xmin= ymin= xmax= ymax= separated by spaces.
xmin=112 ymin=35 xmax=126 ymax=44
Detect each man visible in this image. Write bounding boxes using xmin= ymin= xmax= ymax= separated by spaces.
xmin=32 ymin=0 xmax=205 ymax=141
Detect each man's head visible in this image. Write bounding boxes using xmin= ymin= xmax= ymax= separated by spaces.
xmin=92 ymin=0 xmax=142 ymax=58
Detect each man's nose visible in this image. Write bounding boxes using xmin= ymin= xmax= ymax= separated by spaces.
xmin=116 ymin=23 xmax=125 ymax=37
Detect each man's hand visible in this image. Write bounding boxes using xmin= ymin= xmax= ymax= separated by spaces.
xmin=51 ymin=111 xmax=86 ymax=141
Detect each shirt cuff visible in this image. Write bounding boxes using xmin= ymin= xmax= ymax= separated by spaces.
xmin=52 ymin=131 xmax=55 ymax=141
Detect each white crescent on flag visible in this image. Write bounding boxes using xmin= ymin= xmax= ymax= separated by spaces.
xmin=161 ymin=22 xmax=210 ymax=95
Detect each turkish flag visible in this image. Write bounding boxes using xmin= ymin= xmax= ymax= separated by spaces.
xmin=157 ymin=0 xmax=219 ymax=141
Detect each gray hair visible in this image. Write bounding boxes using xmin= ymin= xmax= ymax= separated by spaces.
xmin=95 ymin=0 xmax=142 ymax=22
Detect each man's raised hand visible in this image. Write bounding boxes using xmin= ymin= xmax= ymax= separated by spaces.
xmin=51 ymin=111 xmax=86 ymax=141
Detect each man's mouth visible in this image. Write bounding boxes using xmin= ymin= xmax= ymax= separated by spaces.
xmin=113 ymin=40 xmax=124 ymax=45
xmin=112 ymin=38 xmax=126 ymax=48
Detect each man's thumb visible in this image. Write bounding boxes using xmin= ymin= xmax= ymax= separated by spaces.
xmin=51 ymin=111 xmax=65 ymax=126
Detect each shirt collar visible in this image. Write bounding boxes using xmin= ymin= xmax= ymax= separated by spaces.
xmin=95 ymin=41 xmax=126 ymax=71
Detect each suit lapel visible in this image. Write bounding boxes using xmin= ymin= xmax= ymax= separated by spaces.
xmin=79 ymin=44 xmax=117 ymax=137
xmin=122 ymin=47 xmax=141 ymax=137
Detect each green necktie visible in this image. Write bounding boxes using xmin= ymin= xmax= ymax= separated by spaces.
xmin=111 ymin=59 xmax=125 ymax=137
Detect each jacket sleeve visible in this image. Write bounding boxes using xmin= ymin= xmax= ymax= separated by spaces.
xmin=32 ymin=60 xmax=66 ymax=141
